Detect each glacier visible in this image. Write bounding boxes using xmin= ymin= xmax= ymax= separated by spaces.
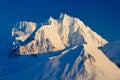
xmin=0 ymin=13 xmax=120 ymax=80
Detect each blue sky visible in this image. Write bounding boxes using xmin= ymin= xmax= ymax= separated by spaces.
xmin=0 ymin=0 xmax=120 ymax=41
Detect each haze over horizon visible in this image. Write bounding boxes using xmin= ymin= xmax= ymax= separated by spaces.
xmin=0 ymin=0 xmax=120 ymax=41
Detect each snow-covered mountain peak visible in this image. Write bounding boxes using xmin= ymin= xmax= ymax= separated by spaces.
xmin=9 ymin=14 xmax=108 ymax=55
xmin=48 ymin=16 xmax=59 ymax=26
xmin=60 ymin=13 xmax=72 ymax=20
xmin=1 ymin=14 xmax=120 ymax=80
xmin=12 ymin=21 xmax=36 ymax=41
xmin=59 ymin=13 xmax=69 ymax=20
xmin=11 ymin=21 xmax=37 ymax=48
xmin=49 ymin=16 xmax=55 ymax=22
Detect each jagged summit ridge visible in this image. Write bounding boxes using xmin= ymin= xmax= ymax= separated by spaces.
xmin=10 ymin=13 xmax=107 ymax=55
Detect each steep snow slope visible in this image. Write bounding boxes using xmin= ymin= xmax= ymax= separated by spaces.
xmin=12 ymin=21 xmax=37 ymax=46
xmin=84 ymin=44 xmax=120 ymax=80
xmin=0 ymin=45 xmax=120 ymax=80
xmin=12 ymin=13 xmax=107 ymax=55
xmin=6 ymin=21 xmax=37 ymax=55
xmin=100 ymin=40 xmax=120 ymax=67
xmin=58 ymin=14 xmax=107 ymax=47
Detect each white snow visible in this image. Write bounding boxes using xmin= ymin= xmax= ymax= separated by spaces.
xmin=84 ymin=44 xmax=120 ymax=80
xmin=3 ymin=21 xmax=37 ymax=55
xmin=15 ymin=13 xmax=108 ymax=55
xmin=12 ymin=21 xmax=36 ymax=42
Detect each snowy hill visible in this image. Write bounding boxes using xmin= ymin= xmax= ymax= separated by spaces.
xmin=8 ymin=13 xmax=107 ymax=55
xmin=100 ymin=40 xmax=120 ymax=67
xmin=0 ymin=45 xmax=120 ymax=80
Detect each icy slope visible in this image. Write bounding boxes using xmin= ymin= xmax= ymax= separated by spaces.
xmin=0 ymin=45 xmax=120 ymax=80
xmin=11 ymin=13 xmax=107 ymax=55
xmin=100 ymin=40 xmax=120 ymax=67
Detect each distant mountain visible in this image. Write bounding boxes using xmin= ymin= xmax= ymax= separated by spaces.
xmin=0 ymin=13 xmax=120 ymax=80
xmin=100 ymin=40 xmax=120 ymax=67
xmin=9 ymin=13 xmax=107 ymax=55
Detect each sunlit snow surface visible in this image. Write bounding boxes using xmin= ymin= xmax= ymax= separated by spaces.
xmin=7 ymin=13 xmax=107 ymax=55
